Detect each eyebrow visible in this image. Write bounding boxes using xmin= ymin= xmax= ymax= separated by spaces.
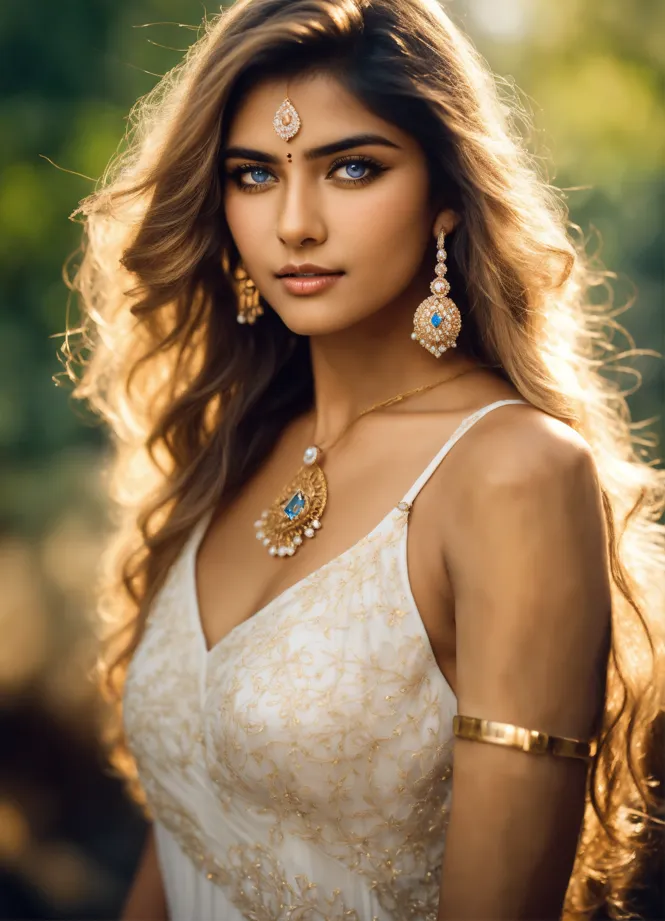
xmin=220 ymin=133 xmax=402 ymax=164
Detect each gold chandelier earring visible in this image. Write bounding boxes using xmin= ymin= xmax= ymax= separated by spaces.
xmin=411 ymin=230 xmax=461 ymax=357
xmin=234 ymin=263 xmax=264 ymax=325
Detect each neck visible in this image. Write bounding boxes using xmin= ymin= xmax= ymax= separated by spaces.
xmin=305 ymin=318 xmax=480 ymax=446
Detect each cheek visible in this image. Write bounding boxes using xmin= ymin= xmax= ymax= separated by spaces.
xmin=223 ymin=190 xmax=254 ymax=251
xmin=223 ymin=185 xmax=276 ymax=261
xmin=344 ymin=181 xmax=431 ymax=290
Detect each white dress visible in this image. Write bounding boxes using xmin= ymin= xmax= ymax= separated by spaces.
xmin=123 ymin=398 xmax=528 ymax=921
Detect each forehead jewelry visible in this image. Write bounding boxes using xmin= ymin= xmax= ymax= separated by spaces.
xmin=273 ymin=94 xmax=301 ymax=141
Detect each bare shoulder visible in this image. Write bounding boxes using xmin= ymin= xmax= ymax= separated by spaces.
xmin=438 ymin=399 xmax=609 ymax=622
xmin=448 ymin=400 xmax=597 ymax=506
xmin=441 ymin=397 xmax=611 ymax=698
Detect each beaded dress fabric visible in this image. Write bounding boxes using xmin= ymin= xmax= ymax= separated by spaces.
xmin=123 ymin=399 xmax=528 ymax=921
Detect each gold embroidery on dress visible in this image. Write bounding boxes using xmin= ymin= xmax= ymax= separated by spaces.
xmin=123 ymin=508 xmax=455 ymax=920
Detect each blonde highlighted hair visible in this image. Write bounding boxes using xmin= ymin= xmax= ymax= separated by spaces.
xmin=66 ymin=0 xmax=664 ymax=916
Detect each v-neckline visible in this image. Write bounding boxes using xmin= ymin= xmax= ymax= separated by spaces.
xmin=188 ymin=503 xmax=404 ymax=662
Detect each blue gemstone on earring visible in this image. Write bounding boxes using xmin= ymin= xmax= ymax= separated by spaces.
xmin=283 ymin=491 xmax=306 ymax=520
xmin=431 ymin=312 xmax=442 ymax=328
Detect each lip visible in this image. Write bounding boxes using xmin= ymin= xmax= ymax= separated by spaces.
xmin=276 ymin=262 xmax=341 ymax=277
xmin=279 ymin=274 xmax=343 ymax=295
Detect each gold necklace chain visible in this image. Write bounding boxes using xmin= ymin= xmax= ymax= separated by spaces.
xmin=255 ymin=363 xmax=483 ymax=558
xmin=318 ymin=364 xmax=482 ymax=455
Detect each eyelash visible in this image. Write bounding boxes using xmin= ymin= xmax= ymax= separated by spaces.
xmin=226 ymin=154 xmax=387 ymax=193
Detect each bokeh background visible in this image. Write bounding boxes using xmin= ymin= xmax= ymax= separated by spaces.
xmin=1 ymin=0 xmax=663 ymax=918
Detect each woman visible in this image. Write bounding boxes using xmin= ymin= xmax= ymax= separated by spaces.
xmin=66 ymin=0 xmax=664 ymax=918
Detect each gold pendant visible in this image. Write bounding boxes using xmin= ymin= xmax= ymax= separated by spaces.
xmin=254 ymin=445 xmax=327 ymax=557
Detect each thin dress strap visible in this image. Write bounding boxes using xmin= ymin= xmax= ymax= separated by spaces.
xmin=400 ymin=399 xmax=530 ymax=506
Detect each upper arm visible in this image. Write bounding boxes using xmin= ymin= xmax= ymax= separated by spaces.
xmin=437 ymin=412 xmax=612 ymax=920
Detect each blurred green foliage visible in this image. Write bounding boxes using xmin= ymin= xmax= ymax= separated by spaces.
xmin=0 ymin=0 xmax=662 ymax=535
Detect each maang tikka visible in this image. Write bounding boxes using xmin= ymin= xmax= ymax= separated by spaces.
xmin=411 ymin=230 xmax=462 ymax=357
xmin=273 ymin=91 xmax=301 ymax=142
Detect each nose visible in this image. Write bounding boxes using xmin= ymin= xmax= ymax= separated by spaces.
xmin=276 ymin=173 xmax=326 ymax=249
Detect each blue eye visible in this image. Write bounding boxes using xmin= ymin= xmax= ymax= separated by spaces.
xmin=227 ymin=164 xmax=276 ymax=190
xmin=342 ymin=162 xmax=367 ymax=179
xmin=227 ymin=154 xmax=386 ymax=194
xmin=329 ymin=155 xmax=386 ymax=187
xmin=247 ymin=168 xmax=271 ymax=185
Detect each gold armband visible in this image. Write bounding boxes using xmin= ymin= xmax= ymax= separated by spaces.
xmin=453 ymin=715 xmax=598 ymax=762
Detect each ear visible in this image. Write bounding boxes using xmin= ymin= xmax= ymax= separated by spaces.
xmin=433 ymin=208 xmax=460 ymax=238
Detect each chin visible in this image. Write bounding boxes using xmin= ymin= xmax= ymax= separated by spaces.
xmin=267 ymin=298 xmax=363 ymax=337
xmin=276 ymin=313 xmax=355 ymax=338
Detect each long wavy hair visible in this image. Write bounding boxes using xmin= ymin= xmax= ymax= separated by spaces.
xmin=65 ymin=0 xmax=664 ymax=916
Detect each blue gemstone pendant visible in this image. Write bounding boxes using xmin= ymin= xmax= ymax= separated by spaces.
xmin=254 ymin=447 xmax=327 ymax=558
xmin=283 ymin=490 xmax=306 ymax=520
